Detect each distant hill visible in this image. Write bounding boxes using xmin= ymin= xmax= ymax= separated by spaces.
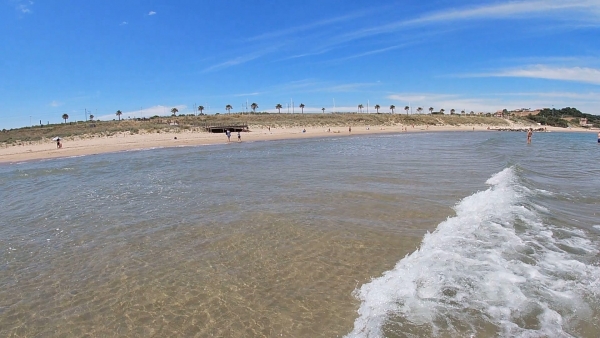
xmin=525 ymin=107 xmax=599 ymax=128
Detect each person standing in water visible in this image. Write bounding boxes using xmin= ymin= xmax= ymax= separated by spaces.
xmin=597 ymin=131 xmax=600 ymax=143
xmin=527 ymin=128 xmax=533 ymax=144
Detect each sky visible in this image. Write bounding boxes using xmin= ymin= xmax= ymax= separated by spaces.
xmin=1 ymin=0 xmax=599 ymax=128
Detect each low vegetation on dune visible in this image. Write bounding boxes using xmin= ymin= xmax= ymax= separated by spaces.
xmin=0 ymin=112 xmax=543 ymax=146
xmin=526 ymin=107 xmax=600 ymax=128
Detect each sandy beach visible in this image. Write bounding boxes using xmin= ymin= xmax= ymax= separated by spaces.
xmin=0 ymin=123 xmax=594 ymax=164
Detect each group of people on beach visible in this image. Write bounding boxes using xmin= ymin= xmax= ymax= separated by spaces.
xmin=225 ymin=130 xmax=241 ymax=143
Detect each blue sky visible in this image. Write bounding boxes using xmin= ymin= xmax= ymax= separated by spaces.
xmin=1 ymin=0 xmax=599 ymax=128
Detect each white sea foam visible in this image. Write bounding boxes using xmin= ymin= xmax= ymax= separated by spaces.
xmin=346 ymin=167 xmax=600 ymax=338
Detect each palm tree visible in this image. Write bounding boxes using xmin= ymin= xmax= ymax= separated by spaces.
xmin=89 ymin=114 xmax=94 ymax=121
xmin=322 ymin=107 xmax=325 ymax=113
xmin=404 ymin=105 xmax=410 ymax=115
xmin=251 ymin=103 xmax=258 ymax=113
xmin=116 ymin=110 xmax=122 ymax=121
xmin=470 ymin=111 xmax=475 ymax=115
xmin=198 ymin=106 xmax=204 ymax=115
xmin=450 ymin=109 xmax=456 ymax=115
xmin=429 ymin=107 xmax=434 ymax=114
xmin=299 ymin=103 xmax=305 ymax=114
xmin=417 ymin=107 xmax=423 ymax=114
xmin=390 ymin=105 xmax=396 ymax=114
xmin=171 ymin=108 xmax=178 ymax=116
xmin=225 ymin=104 xmax=232 ymax=114
xmin=62 ymin=113 xmax=69 ymax=123
xmin=461 ymin=110 xmax=466 ymax=115
xmin=358 ymin=104 xmax=364 ymax=113
xmin=374 ymin=104 xmax=381 ymax=113
xmin=440 ymin=109 xmax=445 ymax=115
xmin=275 ymin=103 xmax=282 ymax=113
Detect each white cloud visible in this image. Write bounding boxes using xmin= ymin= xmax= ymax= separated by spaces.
xmin=497 ymin=56 xmax=600 ymax=67
xmin=409 ymin=0 xmax=598 ymax=24
xmin=387 ymin=93 xmax=491 ymax=112
xmin=278 ymin=49 xmax=333 ymax=61
xmin=262 ymin=105 xmax=342 ymax=114
xmin=386 ymin=91 xmax=600 ymax=115
xmin=388 ymin=93 xmax=456 ymax=104
xmin=331 ymin=45 xmax=407 ymax=61
xmin=96 ymin=105 xmax=187 ymax=121
xmin=49 ymin=100 xmax=62 ymax=107
xmin=202 ymin=48 xmax=279 ymax=72
xmin=505 ymin=91 xmax=600 ymax=100
xmin=120 ymin=21 xmax=128 ymax=26
xmin=247 ymin=12 xmax=367 ymax=41
xmin=232 ymin=92 xmax=261 ymax=97
xmin=148 ymin=11 xmax=156 ymax=16
xmin=322 ymin=82 xmax=380 ymax=93
xmin=203 ymin=55 xmax=261 ymax=72
xmin=15 ymin=0 xmax=33 ymax=14
xmin=480 ymin=65 xmax=600 ymax=85
xmin=337 ymin=0 xmax=600 ymax=43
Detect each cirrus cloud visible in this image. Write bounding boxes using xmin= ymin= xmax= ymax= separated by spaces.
xmin=478 ymin=65 xmax=600 ymax=85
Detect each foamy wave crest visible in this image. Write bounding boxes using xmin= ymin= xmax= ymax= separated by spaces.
xmin=347 ymin=167 xmax=600 ymax=338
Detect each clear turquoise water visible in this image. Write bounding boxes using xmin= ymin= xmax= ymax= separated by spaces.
xmin=1 ymin=131 xmax=599 ymax=337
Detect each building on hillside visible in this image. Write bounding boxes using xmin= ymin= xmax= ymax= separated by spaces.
xmin=580 ymin=118 xmax=594 ymax=128
xmin=495 ymin=109 xmax=513 ymax=118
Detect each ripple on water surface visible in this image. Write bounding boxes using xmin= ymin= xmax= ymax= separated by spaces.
xmin=1 ymin=131 xmax=599 ymax=337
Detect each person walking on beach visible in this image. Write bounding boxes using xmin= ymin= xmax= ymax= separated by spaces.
xmin=527 ymin=128 xmax=533 ymax=144
xmin=56 ymin=138 xmax=62 ymax=149
xmin=349 ymin=126 xmax=352 ymax=133
xmin=237 ymin=131 xmax=241 ymax=142
xmin=226 ymin=130 xmax=231 ymax=142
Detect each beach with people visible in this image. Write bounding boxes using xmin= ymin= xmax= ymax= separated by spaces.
xmin=4 ymin=0 xmax=600 ymax=335
xmin=1 ymin=115 xmax=595 ymax=164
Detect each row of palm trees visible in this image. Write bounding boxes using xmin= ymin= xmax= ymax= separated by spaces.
xmin=196 ymin=103 xmax=473 ymax=115
xmin=62 ymin=105 xmax=476 ymax=124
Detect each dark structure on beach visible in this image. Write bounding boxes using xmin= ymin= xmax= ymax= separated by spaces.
xmin=489 ymin=127 xmax=546 ymax=132
xmin=202 ymin=122 xmax=249 ymax=133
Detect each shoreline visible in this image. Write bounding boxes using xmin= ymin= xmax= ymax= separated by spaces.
xmin=1 ymin=124 xmax=595 ymax=164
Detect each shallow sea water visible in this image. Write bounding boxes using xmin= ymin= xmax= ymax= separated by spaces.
xmin=1 ymin=131 xmax=599 ymax=337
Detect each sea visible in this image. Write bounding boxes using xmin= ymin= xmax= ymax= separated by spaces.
xmin=1 ymin=130 xmax=599 ymax=337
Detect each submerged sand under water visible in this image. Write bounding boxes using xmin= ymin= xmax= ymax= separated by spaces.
xmin=1 ymin=131 xmax=599 ymax=337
